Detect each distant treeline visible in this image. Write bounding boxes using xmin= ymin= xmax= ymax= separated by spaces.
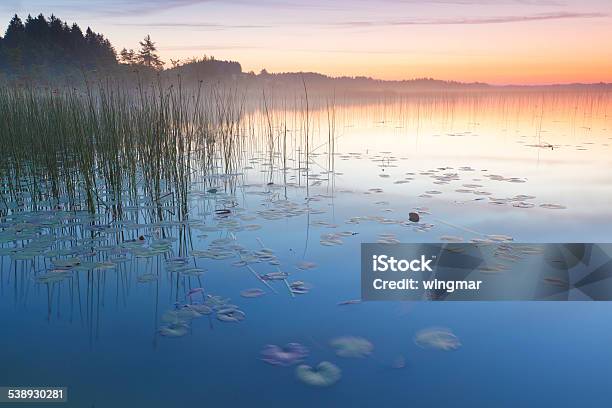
xmin=255 ymin=70 xmax=490 ymax=93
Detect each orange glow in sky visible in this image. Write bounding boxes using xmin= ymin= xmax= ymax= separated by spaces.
xmin=3 ymin=0 xmax=612 ymax=85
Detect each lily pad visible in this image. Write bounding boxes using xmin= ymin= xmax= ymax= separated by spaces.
xmin=415 ymin=327 xmax=461 ymax=351
xmin=260 ymin=343 xmax=309 ymax=366
xmin=330 ymin=336 xmax=373 ymax=358
xmin=240 ymin=288 xmax=266 ymax=298
xmin=295 ymin=362 xmax=341 ymax=387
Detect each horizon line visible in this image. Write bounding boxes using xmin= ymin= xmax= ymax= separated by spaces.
xmin=179 ymin=65 xmax=612 ymax=87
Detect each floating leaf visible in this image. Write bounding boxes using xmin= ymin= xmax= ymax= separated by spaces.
xmin=540 ymin=203 xmax=567 ymax=210
xmin=240 ymin=288 xmax=266 ymax=298
xmin=330 ymin=336 xmax=373 ymax=358
xmin=415 ymin=327 xmax=461 ymax=351
xmin=159 ymin=322 xmax=189 ymax=337
xmin=260 ymin=343 xmax=309 ymax=366
xmin=440 ymin=235 xmax=464 ymax=242
xmin=295 ymin=362 xmax=341 ymax=387
xmin=216 ymin=307 xmax=246 ymax=323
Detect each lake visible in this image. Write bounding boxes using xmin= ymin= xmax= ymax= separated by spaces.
xmin=1 ymin=88 xmax=611 ymax=407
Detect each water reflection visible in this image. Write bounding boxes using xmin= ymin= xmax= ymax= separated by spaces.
xmin=1 ymin=89 xmax=611 ymax=407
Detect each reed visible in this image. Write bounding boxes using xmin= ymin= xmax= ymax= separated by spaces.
xmin=0 ymin=79 xmax=247 ymax=221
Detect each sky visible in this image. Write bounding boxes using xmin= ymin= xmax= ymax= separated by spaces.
xmin=1 ymin=0 xmax=612 ymax=85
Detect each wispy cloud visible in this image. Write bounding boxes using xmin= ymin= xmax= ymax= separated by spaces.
xmin=328 ymin=11 xmax=607 ymax=27
xmin=117 ymin=22 xmax=271 ymax=30
xmin=271 ymin=46 xmax=490 ymax=57
xmin=161 ymin=44 xmax=261 ymax=51
xmin=0 ymin=0 xmax=23 ymax=12
xmin=387 ymin=0 xmax=566 ymax=5
xmin=43 ymin=0 xmax=333 ymax=17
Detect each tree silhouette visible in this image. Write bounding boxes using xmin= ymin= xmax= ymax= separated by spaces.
xmin=0 ymin=13 xmax=117 ymax=78
xmin=119 ymin=48 xmax=136 ymax=64
xmin=3 ymin=14 xmax=25 ymax=46
xmin=137 ymin=35 xmax=164 ymax=70
xmin=0 ymin=14 xmax=242 ymax=81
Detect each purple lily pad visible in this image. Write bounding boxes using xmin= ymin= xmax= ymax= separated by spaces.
xmin=260 ymin=343 xmax=309 ymax=366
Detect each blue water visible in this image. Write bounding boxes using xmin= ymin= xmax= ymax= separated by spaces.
xmin=2 ymin=94 xmax=612 ymax=407
xmin=2 ymin=191 xmax=612 ymax=407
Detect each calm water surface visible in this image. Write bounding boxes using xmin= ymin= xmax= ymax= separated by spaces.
xmin=1 ymin=91 xmax=612 ymax=407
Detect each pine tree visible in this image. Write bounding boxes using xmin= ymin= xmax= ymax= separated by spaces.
xmin=25 ymin=14 xmax=49 ymax=39
xmin=120 ymin=48 xmax=136 ymax=64
xmin=4 ymin=14 xmax=25 ymax=45
xmin=69 ymin=23 xmax=84 ymax=52
xmin=137 ymin=35 xmax=164 ymax=70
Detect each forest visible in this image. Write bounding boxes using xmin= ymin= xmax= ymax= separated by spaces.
xmin=0 ymin=13 xmax=242 ymax=83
